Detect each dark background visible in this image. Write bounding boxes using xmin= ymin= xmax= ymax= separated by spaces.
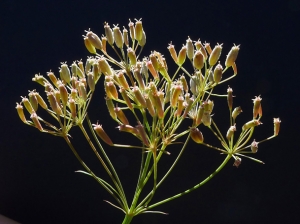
xmin=1 ymin=0 xmax=299 ymax=223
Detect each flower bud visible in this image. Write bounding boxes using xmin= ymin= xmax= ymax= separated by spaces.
xmin=242 ymin=119 xmax=262 ymax=131
xmin=84 ymin=37 xmax=96 ymax=54
xmin=195 ymin=103 xmax=204 ymax=126
xmin=32 ymin=74 xmax=48 ymax=86
xmin=115 ymin=107 xmax=129 ymax=125
xmin=113 ymin=25 xmax=123 ymax=48
xmin=16 ymin=103 xmax=27 ymax=123
xmin=60 ymin=63 xmax=71 ymax=84
xmin=58 ymin=82 xmax=68 ymax=105
xmin=209 ymin=43 xmax=223 ymax=66
xmin=104 ymin=22 xmax=114 ymax=45
xmin=252 ymin=95 xmax=262 ymax=119
xmin=146 ymin=60 xmax=159 ymax=79
xmin=138 ymin=31 xmax=146 ymax=47
xmin=133 ymin=68 xmax=145 ymax=90
xmin=101 ymin=36 xmax=107 ymax=52
xmin=134 ymin=19 xmax=143 ymax=41
xmin=116 ymin=71 xmax=130 ymax=90
xmin=106 ymin=97 xmax=117 ymax=120
xmin=54 ymin=90 xmax=61 ymax=104
xmin=226 ymin=124 xmax=236 ymax=140
xmin=227 ymin=87 xmax=233 ymax=111
xmin=70 ymin=88 xmax=77 ymax=100
xmin=204 ymin=42 xmax=212 ymax=54
xmin=251 ymin=139 xmax=258 ymax=153
xmin=123 ymin=27 xmax=129 ymax=46
xmin=98 ymin=57 xmax=113 ymax=76
xmin=190 ymin=75 xmax=199 ymax=96
xmin=194 ymin=39 xmax=207 ymax=59
xmin=150 ymin=53 xmax=160 ymax=71
xmin=69 ymin=99 xmax=76 ymax=119
xmin=193 ymin=50 xmax=205 ymax=70
xmin=105 ymin=81 xmax=118 ymax=100
xmin=47 ymin=92 xmax=62 ymax=116
xmin=171 ymin=84 xmax=183 ymax=108
xmin=35 ymin=93 xmax=47 ymax=109
xmin=85 ymin=57 xmax=94 ymax=74
xmin=128 ymin=19 xmax=135 ymax=40
xmin=119 ymin=87 xmax=133 ymax=110
xmin=190 ymin=127 xmax=204 ymax=144
xmin=225 ymin=44 xmax=240 ymax=67
xmin=93 ymin=123 xmax=113 ymax=146
xmin=127 ymin=47 xmax=137 ymax=66
xmin=180 ymin=75 xmax=188 ymax=92
xmin=87 ymin=72 xmax=95 ymax=91
xmin=186 ymin=37 xmax=194 ymax=60
xmin=232 ymin=106 xmax=242 ymax=120
xmin=28 ymin=90 xmax=38 ymax=111
xmin=144 ymin=94 xmax=155 ymax=117
xmin=202 ymin=112 xmax=211 ymax=127
xmin=233 ymin=157 xmax=241 ymax=167
xmin=153 ymin=91 xmax=164 ymax=119
xmin=86 ymin=31 xmax=103 ymax=50
xmin=77 ymin=61 xmax=85 ymax=77
xmin=21 ymin=96 xmax=35 ymax=114
xmin=78 ymin=82 xmax=87 ymax=101
xmin=177 ymin=45 xmax=187 ymax=66
xmin=213 ymin=62 xmax=223 ymax=84
xmin=273 ymin=118 xmax=281 ymax=136
xmin=168 ymin=42 xmax=178 ymax=63
xmin=30 ymin=113 xmax=43 ymax=131
xmin=132 ymin=86 xmax=147 ymax=108
xmin=47 ymin=71 xmax=59 ymax=88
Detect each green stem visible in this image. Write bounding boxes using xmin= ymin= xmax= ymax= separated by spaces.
xmin=122 ymin=213 xmax=133 ymax=224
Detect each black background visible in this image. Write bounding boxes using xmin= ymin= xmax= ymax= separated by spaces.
xmin=1 ymin=0 xmax=299 ymax=223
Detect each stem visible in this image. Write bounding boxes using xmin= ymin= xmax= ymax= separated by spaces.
xmin=122 ymin=213 xmax=133 ymax=224
xmin=138 ymin=154 xmax=231 ymax=213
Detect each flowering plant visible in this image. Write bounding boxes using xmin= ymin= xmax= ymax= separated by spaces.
xmin=15 ymin=19 xmax=280 ymax=223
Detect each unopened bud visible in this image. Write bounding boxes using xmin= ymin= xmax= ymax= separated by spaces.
xmin=30 ymin=113 xmax=43 ymax=131
xmin=225 ymin=44 xmax=240 ymax=67
xmin=28 ymin=90 xmax=38 ymax=111
xmin=117 ymin=124 xmax=139 ymax=135
xmin=134 ymin=19 xmax=143 ymax=41
xmin=145 ymin=94 xmax=155 ymax=117
xmin=132 ymin=86 xmax=147 ymax=108
xmin=209 ymin=43 xmax=223 ymax=66
xmin=180 ymin=75 xmax=188 ymax=92
xmin=84 ymin=37 xmax=96 ymax=54
xmin=113 ymin=25 xmax=123 ymax=48
xmin=78 ymin=82 xmax=87 ymax=101
xmin=106 ymin=97 xmax=117 ymax=120
xmin=175 ymin=96 xmax=184 ymax=117
xmin=98 ymin=57 xmax=113 ymax=76
xmin=128 ymin=19 xmax=135 ymax=40
xmin=190 ymin=127 xmax=204 ymax=144
xmin=123 ymin=27 xmax=129 ymax=46
xmin=127 ymin=48 xmax=137 ymax=66
xmin=133 ymin=68 xmax=145 ymax=90
xmin=104 ymin=22 xmax=114 ymax=45
xmin=87 ymin=72 xmax=95 ymax=91
xmin=135 ymin=121 xmax=149 ymax=146
xmin=168 ymin=42 xmax=178 ymax=63
xmin=117 ymin=71 xmax=130 ymax=90
xmin=193 ymin=50 xmax=205 ymax=70
xmin=146 ymin=60 xmax=159 ymax=79
xmin=138 ymin=30 xmax=146 ymax=46
xmin=16 ymin=103 xmax=27 ymax=123
xmin=171 ymin=84 xmax=183 ymax=108
xmin=69 ymin=99 xmax=76 ymax=119
xmin=195 ymin=103 xmax=204 ymax=126
xmin=47 ymin=71 xmax=58 ymax=87
xmin=186 ymin=37 xmax=194 ymax=60
xmin=58 ymin=82 xmax=68 ymax=105
xmin=273 ymin=118 xmax=281 ymax=136
xmin=177 ymin=45 xmax=187 ymax=66
xmin=86 ymin=31 xmax=103 ymax=50
xmin=213 ymin=62 xmax=223 ymax=84
xmin=60 ymin=63 xmax=71 ymax=84
xmin=101 ymin=36 xmax=107 ymax=52
xmin=93 ymin=123 xmax=113 ymax=146
xmin=105 ymin=81 xmax=118 ymax=100
xmin=194 ymin=39 xmax=207 ymax=59
xmin=21 ymin=96 xmax=34 ymax=114
xmin=204 ymin=42 xmax=212 ymax=54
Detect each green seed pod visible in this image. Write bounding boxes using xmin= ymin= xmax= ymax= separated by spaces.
xmin=21 ymin=96 xmax=35 ymax=114
xmin=209 ymin=43 xmax=223 ymax=66
xmin=58 ymin=82 xmax=68 ymax=106
xmin=93 ymin=123 xmax=113 ymax=146
xmin=135 ymin=19 xmax=143 ymax=41
xmin=98 ymin=57 xmax=113 ymax=76
xmin=242 ymin=119 xmax=262 ymax=131
xmin=106 ymin=97 xmax=117 ymax=120
xmin=119 ymin=87 xmax=133 ymax=110
xmin=226 ymin=124 xmax=236 ymax=140
xmin=35 ymin=92 xmax=48 ymax=109
xmin=69 ymin=99 xmax=76 ymax=119
xmin=127 ymin=48 xmax=137 ymax=66
xmin=16 ymin=103 xmax=27 ymax=123
xmin=60 ymin=63 xmax=71 ymax=84
xmin=132 ymin=86 xmax=147 ymax=108
xmin=195 ymin=103 xmax=204 ymax=126
xmin=123 ymin=27 xmax=129 ymax=47
xmin=180 ymin=75 xmax=188 ymax=93
xmin=227 ymin=87 xmax=233 ymax=111
xmin=87 ymin=72 xmax=95 ymax=92
xmin=84 ymin=37 xmax=96 ymax=54
xmin=101 ymin=36 xmax=107 ymax=52
xmin=232 ymin=106 xmax=242 ymax=120
xmin=194 ymin=39 xmax=207 ymax=59
xmin=273 ymin=118 xmax=281 ymax=136
xmin=113 ymin=25 xmax=124 ymax=48
xmin=135 ymin=121 xmax=149 ymax=146
xmin=117 ymin=71 xmax=130 ymax=90
xmin=138 ymin=31 xmax=146 ymax=47
xmin=54 ymin=90 xmax=61 ymax=104
xmin=252 ymin=95 xmax=262 ymax=119
xmin=30 ymin=113 xmax=43 ymax=131
xmin=32 ymin=74 xmax=48 ymax=86
xmin=47 ymin=71 xmax=58 ymax=88
xmin=186 ymin=37 xmax=194 ymax=60
xmin=150 ymin=53 xmax=160 ymax=71
xmin=251 ymin=139 xmax=258 ymax=153
xmin=105 ymin=81 xmax=118 ymax=100
xmin=202 ymin=112 xmax=211 ymax=127
xmin=77 ymin=61 xmax=85 ymax=77
xmin=78 ymin=82 xmax=87 ymax=101
xmin=128 ymin=19 xmax=135 ymax=40
xmin=213 ymin=62 xmax=223 ymax=84
xmin=177 ymin=45 xmax=187 ymax=66
xmin=115 ymin=107 xmax=129 ymax=125
xmin=70 ymin=88 xmax=77 ymax=100
xmin=168 ymin=42 xmax=178 ymax=63
xmin=28 ymin=90 xmax=38 ymax=111
xmin=190 ymin=127 xmax=204 ymax=144
xmin=104 ymin=22 xmax=114 ymax=45
xmin=204 ymin=42 xmax=212 ymax=54
xmin=193 ymin=50 xmax=205 ymax=70
xmin=225 ymin=44 xmax=240 ymax=67
xmin=144 ymin=94 xmax=155 ymax=117
xmin=190 ymin=75 xmax=199 ymax=96
xmin=86 ymin=31 xmax=103 ymax=50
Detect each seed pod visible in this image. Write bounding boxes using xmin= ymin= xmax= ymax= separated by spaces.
xmin=47 ymin=71 xmax=58 ymax=87
xmin=213 ymin=62 xmax=223 ymax=84
xmin=92 ymin=61 xmax=101 ymax=80
xmin=58 ymin=82 xmax=68 ymax=105
xmin=190 ymin=127 xmax=204 ymax=144
xmin=171 ymin=84 xmax=183 ymax=108
xmin=30 ymin=113 xmax=43 ymax=131
xmin=204 ymin=42 xmax=212 ymax=54
xmin=186 ymin=37 xmax=194 ymax=60
xmin=226 ymin=124 xmax=236 ymax=140
xmin=101 ymin=36 xmax=107 ymax=52
xmin=193 ymin=50 xmax=205 ymax=70
xmin=115 ymin=107 xmax=129 ymax=125
xmin=86 ymin=31 xmax=103 ymax=50
xmin=135 ymin=19 xmax=143 ymax=41
xmin=144 ymin=94 xmax=155 ymax=117
xmin=225 ymin=44 xmax=240 ymax=67
xmin=273 ymin=118 xmax=281 ymax=136
xmin=93 ymin=123 xmax=113 ymax=146
xmin=54 ymin=90 xmax=61 ymax=103
xmin=138 ymin=31 xmax=146 ymax=47
xmin=252 ymin=95 xmax=262 ymax=119
xmin=177 ymin=45 xmax=187 ymax=66
xmin=208 ymin=69 xmax=214 ymax=83
xmin=168 ymin=42 xmax=178 ymax=63
xmin=16 ymin=103 xmax=27 ymax=123
xmin=190 ymin=75 xmax=199 ymax=96
xmin=195 ymin=103 xmax=204 ymax=126
xmin=60 ymin=63 xmax=71 ymax=84
xmin=146 ymin=60 xmax=159 ymax=79
xmin=232 ymin=106 xmax=242 ymax=120
xmin=180 ymin=75 xmax=188 ymax=92
xmin=87 ymin=72 xmax=95 ymax=91
xmin=202 ymin=112 xmax=211 ymax=127
xmin=251 ymin=139 xmax=258 ymax=153
xmin=105 ymin=81 xmax=118 ymax=100
xmin=128 ymin=19 xmax=135 ymax=40
xmin=150 ymin=53 xmax=160 ymax=71
xmin=183 ymin=97 xmax=194 ymax=118
xmin=85 ymin=57 xmax=94 ymax=74
xmin=153 ymin=91 xmax=164 ymax=119
xmin=35 ymin=92 xmax=48 ymax=109
xmin=28 ymin=90 xmax=38 ymax=111
xmin=123 ymin=27 xmax=129 ymax=46
xmin=135 ymin=122 xmax=149 ymax=146
xmin=47 ymin=92 xmax=62 ymax=116
xmin=127 ymin=48 xmax=137 ymax=66
xmin=78 ymin=82 xmax=87 ymax=101
xmin=117 ymin=124 xmax=139 ymax=135
xmin=104 ymin=22 xmax=114 ymax=45
xmin=106 ymin=97 xmax=117 ymax=120
xmin=132 ymin=86 xmax=147 ymax=108
xmin=227 ymin=87 xmax=233 ymax=111
xmin=116 ymin=71 xmax=129 ymax=90
xmin=113 ymin=25 xmax=123 ymax=48
xmin=70 ymin=88 xmax=77 ymax=100
xmin=232 ymin=62 xmax=238 ymax=75
xmin=194 ymin=39 xmax=207 ymax=59
xmin=209 ymin=43 xmax=223 ymax=66
xmin=84 ymin=37 xmax=96 ymax=54
xmin=21 ymin=96 xmax=35 ymax=114
xmin=77 ymin=61 xmax=85 ymax=77
xmin=119 ymin=87 xmax=133 ymax=110
xmin=233 ymin=157 xmax=242 ymax=167
xmin=69 ymin=99 xmax=76 ymax=119
xmin=242 ymin=119 xmax=262 ymax=131
xmin=133 ymin=68 xmax=145 ymax=90
xmin=175 ymin=96 xmax=184 ymax=117
xmin=98 ymin=57 xmax=113 ymax=76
